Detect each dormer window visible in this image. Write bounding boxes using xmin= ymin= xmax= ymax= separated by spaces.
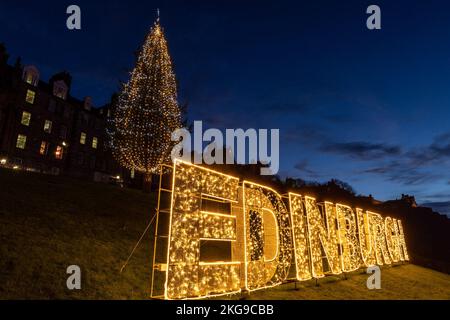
xmin=53 ymin=80 xmax=68 ymax=100
xmin=84 ymin=97 xmax=92 ymax=111
xmin=22 ymin=66 xmax=40 ymax=86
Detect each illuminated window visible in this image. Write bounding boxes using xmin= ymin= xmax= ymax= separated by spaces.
xmin=25 ymin=73 xmax=33 ymax=84
xmin=55 ymin=89 xmax=66 ymax=99
xmin=39 ymin=141 xmax=49 ymax=155
xmin=130 ymin=168 xmax=135 ymax=179
xmin=92 ymin=137 xmax=98 ymax=149
xmin=43 ymin=120 xmax=52 ymax=133
xmin=23 ymin=66 xmax=39 ymax=86
xmin=21 ymin=111 xmax=31 ymax=126
xmin=25 ymin=90 xmax=35 ymax=104
xmin=80 ymin=132 xmax=86 ymax=145
xmin=16 ymin=134 xmax=27 ymax=149
xmin=55 ymin=146 xmax=63 ymax=160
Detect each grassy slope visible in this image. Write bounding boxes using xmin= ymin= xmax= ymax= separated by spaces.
xmin=0 ymin=168 xmax=449 ymax=300
xmin=0 ymin=168 xmax=155 ymax=299
xmin=231 ymin=264 xmax=450 ymax=300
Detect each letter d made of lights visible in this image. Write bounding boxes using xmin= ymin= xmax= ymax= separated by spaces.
xmin=150 ymin=159 xmax=409 ymax=299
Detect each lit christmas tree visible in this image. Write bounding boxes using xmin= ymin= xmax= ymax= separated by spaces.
xmin=110 ymin=17 xmax=182 ymax=188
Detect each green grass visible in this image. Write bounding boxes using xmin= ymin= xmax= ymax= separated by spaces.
xmin=0 ymin=168 xmax=449 ymax=300
xmin=224 ymin=264 xmax=450 ymax=300
xmin=0 ymin=168 xmax=156 ymax=299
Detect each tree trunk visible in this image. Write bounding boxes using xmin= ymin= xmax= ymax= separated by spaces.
xmin=143 ymin=173 xmax=152 ymax=193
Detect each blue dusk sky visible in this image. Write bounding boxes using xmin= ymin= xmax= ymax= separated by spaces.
xmin=1 ymin=0 xmax=449 ymax=212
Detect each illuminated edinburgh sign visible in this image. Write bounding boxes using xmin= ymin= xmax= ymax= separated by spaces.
xmin=151 ymin=160 xmax=409 ymax=300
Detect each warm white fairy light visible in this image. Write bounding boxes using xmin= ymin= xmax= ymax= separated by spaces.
xmin=396 ymin=219 xmax=409 ymax=261
xmin=336 ymin=204 xmax=361 ymax=272
xmin=243 ymin=182 xmax=293 ymax=291
xmin=165 ymin=160 xmax=240 ymax=299
xmin=159 ymin=161 xmax=410 ymax=299
xmin=305 ymin=198 xmax=342 ymax=277
xmin=110 ymin=19 xmax=182 ymax=177
xmin=356 ymin=208 xmax=376 ymax=267
xmin=368 ymin=211 xmax=392 ymax=265
xmin=288 ymin=193 xmax=312 ymax=281
xmin=384 ymin=217 xmax=401 ymax=262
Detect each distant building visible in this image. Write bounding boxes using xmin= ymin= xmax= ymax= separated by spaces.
xmin=400 ymin=194 xmax=418 ymax=207
xmin=0 ymin=47 xmax=129 ymax=183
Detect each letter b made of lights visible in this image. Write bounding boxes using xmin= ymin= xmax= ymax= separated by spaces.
xmin=150 ymin=160 xmax=409 ymax=299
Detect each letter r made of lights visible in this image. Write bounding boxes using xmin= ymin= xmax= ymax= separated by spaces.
xmin=152 ymin=160 xmax=409 ymax=299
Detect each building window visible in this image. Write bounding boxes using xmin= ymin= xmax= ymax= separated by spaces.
xmin=77 ymin=152 xmax=84 ymax=165
xmin=81 ymin=113 xmax=89 ymax=125
xmin=60 ymin=125 xmax=67 ymax=139
xmin=39 ymin=141 xmax=49 ymax=155
xmin=21 ymin=111 xmax=31 ymax=126
xmin=25 ymin=73 xmax=34 ymax=85
xmin=92 ymin=137 xmax=98 ymax=149
xmin=16 ymin=134 xmax=27 ymax=149
xmin=80 ymin=132 xmax=86 ymax=145
xmin=23 ymin=66 xmax=40 ymax=86
xmin=53 ymin=80 xmax=68 ymax=100
xmin=63 ymin=106 xmax=71 ymax=119
xmin=84 ymin=97 xmax=92 ymax=111
xmin=90 ymin=155 xmax=96 ymax=169
xmin=25 ymin=90 xmax=36 ymax=104
xmin=131 ymin=168 xmax=135 ymax=179
xmin=55 ymin=146 xmax=63 ymax=160
xmin=48 ymin=99 xmax=56 ymax=113
xmin=44 ymin=120 xmax=52 ymax=133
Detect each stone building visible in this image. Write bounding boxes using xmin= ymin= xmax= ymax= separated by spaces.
xmin=0 ymin=45 xmax=125 ymax=183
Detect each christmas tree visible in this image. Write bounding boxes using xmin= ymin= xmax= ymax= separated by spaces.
xmin=110 ymin=17 xmax=182 ymax=187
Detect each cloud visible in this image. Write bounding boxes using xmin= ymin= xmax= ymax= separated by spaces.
xmin=294 ymin=159 xmax=320 ymax=177
xmin=332 ymin=132 xmax=450 ymax=187
xmin=363 ymin=161 xmax=438 ymax=185
xmin=406 ymin=132 xmax=450 ymax=166
xmin=320 ymin=141 xmax=402 ymax=160
xmin=362 ymin=132 xmax=450 ymax=185
xmin=420 ymin=201 xmax=450 ymax=217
